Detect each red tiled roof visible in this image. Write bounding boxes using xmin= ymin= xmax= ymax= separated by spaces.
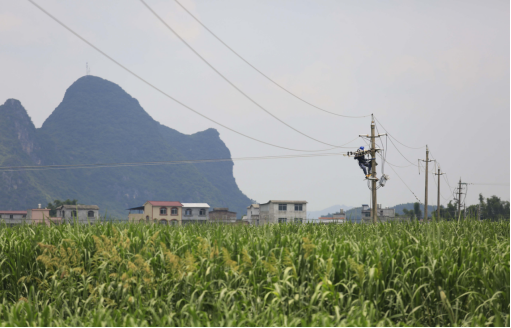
xmin=147 ymin=201 xmax=182 ymax=207
xmin=0 ymin=211 xmax=27 ymax=214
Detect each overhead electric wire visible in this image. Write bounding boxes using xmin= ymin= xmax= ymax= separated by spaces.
xmin=468 ymin=183 xmax=510 ymax=186
xmin=27 ymin=0 xmax=355 ymax=153
xmin=373 ymin=116 xmax=425 ymax=150
xmin=140 ymin=0 xmax=348 ymax=148
xmin=0 ymin=152 xmax=346 ymax=172
xmin=361 ymin=136 xmax=422 ymax=203
xmin=172 ymin=0 xmax=369 ymax=119
xmin=419 ymin=160 xmax=449 ymax=201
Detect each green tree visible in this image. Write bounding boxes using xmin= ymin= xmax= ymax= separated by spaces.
xmin=46 ymin=199 xmax=78 ymax=216
xmin=413 ymin=202 xmax=422 ymax=220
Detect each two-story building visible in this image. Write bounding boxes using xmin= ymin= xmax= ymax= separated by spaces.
xmin=243 ymin=204 xmax=260 ymax=225
xmin=56 ymin=205 xmax=99 ymax=223
xmin=259 ymin=200 xmax=307 ymax=224
xmin=181 ymin=203 xmax=210 ymax=225
xmin=128 ymin=201 xmax=183 ymax=225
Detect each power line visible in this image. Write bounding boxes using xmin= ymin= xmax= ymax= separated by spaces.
xmin=27 ymin=0 xmax=352 ymax=153
xmin=0 ymin=152 xmax=346 ymax=172
xmin=360 ymin=136 xmax=421 ymax=203
xmin=373 ymin=116 xmax=425 ymax=150
xmin=468 ymin=183 xmax=510 ymax=186
xmin=172 ymin=0 xmax=369 ymax=119
xmin=140 ymin=0 xmax=350 ymax=148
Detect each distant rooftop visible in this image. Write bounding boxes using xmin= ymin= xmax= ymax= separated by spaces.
xmin=56 ymin=205 xmax=99 ymax=210
xmin=260 ymin=200 xmax=308 ymax=204
xmin=181 ymin=203 xmax=210 ymax=208
xmin=146 ymin=201 xmax=182 ymax=207
xmin=0 ymin=210 xmax=27 ymax=215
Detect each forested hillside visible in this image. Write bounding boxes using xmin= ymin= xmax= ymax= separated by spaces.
xmin=0 ymin=76 xmax=252 ymax=218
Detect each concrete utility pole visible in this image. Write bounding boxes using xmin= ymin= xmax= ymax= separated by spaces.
xmin=457 ymin=178 xmax=462 ymax=216
xmin=370 ymin=119 xmax=378 ymax=223
xmin=359 ymin=115 xmax=385 ymax=224
xmin=434 ymin=168 xmax=445 ymax=220
xmin=420 ymin=145 xmax=435 ymax=220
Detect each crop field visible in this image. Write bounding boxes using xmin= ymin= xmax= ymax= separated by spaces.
xmin=0 ymin=219 xmax=508 ymax=326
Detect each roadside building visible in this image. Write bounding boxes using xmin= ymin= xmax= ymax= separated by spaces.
xmin=0 ymin=204 xmax=62 ymax=226
xmin=0 ymin=210 xmax=27 ymax=226
xmin=209 ymin=207 xmax=237 ymax=223
xmin=56 ymin=205 xmax=99 ymax=223
xmin=259 ymin=200 xmax=307 ymax=224
xmin=27 ymin=207 xmax=61 ymax=226
xmin=244 ymin=204 xmax=260 ymax=225
xmin=361 ymin=204 xmax=396 ymax=223
xmin=318 ymin=210 xmax=346 ymax=224
xmin=127 ymin=201 xmax=182 ymax=225
xmin=181 ymin=203 xmax=210 ymax=225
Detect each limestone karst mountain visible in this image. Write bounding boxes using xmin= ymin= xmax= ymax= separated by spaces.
xmin=0 ymin=76 xmax=251 ymax=218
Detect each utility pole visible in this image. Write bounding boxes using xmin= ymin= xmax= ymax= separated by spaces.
xmin=457 ymin=179 xmax=462 ymax=216
xmin=358 ymin=115 xmax=385 ymax=224
xmin=434 ymin=167 xmax=445 ymax=220
xmin=455 ymin=179 xmax=467 ymax=219
xmin=370 ymin=119 xmax=377 ymax=223
xmin=420 ymin=145 xmax=435 ymax=221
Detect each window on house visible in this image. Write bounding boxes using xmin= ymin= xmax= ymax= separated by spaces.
xmin=185 ymin=209 xmax=192 ymax=216
xmin=146 ymin=215 xmax=150 ymax=221
xmin=171 ymin=208 xmax=178 ymax=215
xmin=160 ymin=207 xmax=167 ymax=215
xmin=170 ymin=220 xmax=178 ymax=226
xmin=22 ymin=215 xmax=26 ymax=218
xmin=62 ymin=211 xmax=65 ymax=217
xmin=365 ymin=213 xmax=370 ymax=217
xmin=294 ymin=204 xmax=303 ymax=211
xmin=278 ymin=218 xmax=286 ymax=223
xmin=72 ymin=211 xmax=77 ymax=217
xmin=159 ymin=219 xmax=167 ymax=225
xmin=199 ymin=209 xmax=206 ymax=216
xmin=87 ymin=211 xmax=94 ymax=218
xmin=9 ymin=215 xmax=13 ymax=219
xmin=278 ymin=204 xmax=287 ymax=211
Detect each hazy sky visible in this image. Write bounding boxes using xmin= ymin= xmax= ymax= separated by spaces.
xmin=1 ymin=0 xmax=509 ymax=211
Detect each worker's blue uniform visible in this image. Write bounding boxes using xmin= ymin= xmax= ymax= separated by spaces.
xmin=355 ymin=152 xmax=371 ymax=176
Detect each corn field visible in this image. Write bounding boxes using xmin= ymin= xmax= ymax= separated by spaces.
xmin=0 ymin=219 xmax=508 ymax=326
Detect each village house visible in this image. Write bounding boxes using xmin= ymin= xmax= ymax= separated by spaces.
xmin=318 ymin=209 xmax=346 ymax=224
xmin=361 ymin=204 xmax=396 ymax=222
xmin=181 ymin=203 xmax=210 ymax=225
xmin=128 ymin=201 xmax=182 ymax=225
xmin=56 ymin=205 xmax=99 ymax=223
xmin=208 ymin=207 xmax=237 ymax=223
xmin=0 ymin=204 xmax=62 ymax=226
xmin=243 ymin=204 xmax=260 ymax=225
xmin=258 ymin=200 xmax=307 ymax=224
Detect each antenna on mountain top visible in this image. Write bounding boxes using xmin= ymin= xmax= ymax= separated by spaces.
xmin=86 ymin=62 xmax=90 ymax=76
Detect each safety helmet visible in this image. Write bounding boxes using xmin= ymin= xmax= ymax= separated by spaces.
xmin=359 ymin=146 xmax=364 ymax=150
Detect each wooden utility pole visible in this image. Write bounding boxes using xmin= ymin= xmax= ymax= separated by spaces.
xmin=434 ymin=168 xmax=445 ymax=220
xmin=420 ymin=145 xmax=434 ymax=220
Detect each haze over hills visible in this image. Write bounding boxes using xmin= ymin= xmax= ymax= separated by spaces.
xmin=0 ymin=75 xmax=252 ymax=218
xmin=307 ymin=205 xmax=353 ymax=219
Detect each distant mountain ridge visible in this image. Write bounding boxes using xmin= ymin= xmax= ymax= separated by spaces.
xmin=0 ymin=76 xmax=252 ymax=218
xmin=308 ymin=205 xmax=353 ymax=219
xmin=345 ymin=203 xmax=438 ymax=222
